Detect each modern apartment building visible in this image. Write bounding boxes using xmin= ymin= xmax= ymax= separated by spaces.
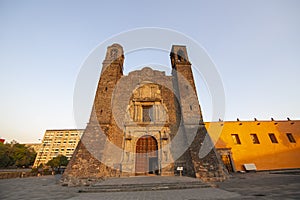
xmin=33 ymin=129 xmax=84 ymax=168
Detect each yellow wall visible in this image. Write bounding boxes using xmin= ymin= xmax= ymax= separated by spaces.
xmin=206 ymin=120 xmax=300 ymax=171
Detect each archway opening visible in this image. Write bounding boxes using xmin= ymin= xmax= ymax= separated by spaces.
xmin=135 ymin=135 xmax=158 ymax=175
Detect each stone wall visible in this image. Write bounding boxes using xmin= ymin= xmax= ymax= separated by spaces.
xmin=62 ymin=44 xmax=228 ymax=186
xmin=0 ymin=171 xmax=33 ymax=179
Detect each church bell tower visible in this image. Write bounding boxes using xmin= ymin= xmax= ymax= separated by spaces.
xmin=170 ymin=45 xmax=227 ymax=180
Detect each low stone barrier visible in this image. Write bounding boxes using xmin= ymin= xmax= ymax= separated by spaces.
xmin=0 ymin=171 xmax=34 ymax=179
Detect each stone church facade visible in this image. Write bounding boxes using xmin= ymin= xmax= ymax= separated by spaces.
xmin=62 ymin=44 xmax=227 ymax=185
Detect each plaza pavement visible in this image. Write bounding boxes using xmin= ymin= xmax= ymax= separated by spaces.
xmin=0 ymin=171 xmax=300 ymax=199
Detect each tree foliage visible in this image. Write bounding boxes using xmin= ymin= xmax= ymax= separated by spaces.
xmin=0 ymin=142 xmax=37 ymax=168
xmin=46 ymin=155 xmax=69 ymax=169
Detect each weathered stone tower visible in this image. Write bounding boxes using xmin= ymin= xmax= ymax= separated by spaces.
xmin=62 ymin=44 xmax=227 ymax=185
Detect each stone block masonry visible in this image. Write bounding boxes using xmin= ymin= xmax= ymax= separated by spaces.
xmin=62 ymin=44 xmax=227 ymax=186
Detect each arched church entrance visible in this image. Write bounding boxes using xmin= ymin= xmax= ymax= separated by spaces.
xmin=135 ymin=135 xmax=158 ymax=175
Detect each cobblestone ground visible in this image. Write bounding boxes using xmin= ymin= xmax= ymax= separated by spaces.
xmin=71 ymin=188 xmax=239 ymax=200
xmin=218 ymin=172 xmax=300 ymax=200
xmin=0 ymin=175 xmax=78 ymax=200
xmin=0 ymin=175 xmax=239 ymax=200
xmin=0 ymin=172 xmax=300 ymax=200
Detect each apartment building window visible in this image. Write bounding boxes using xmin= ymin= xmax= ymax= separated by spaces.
xmin=231 ymin=134 xmax=241 ymax=144
xmin=250 ymin=134 xmax=260 ymax=144
xmin=286 ymin=133 xmax=296 ymax=143
xmin=269 ymin=133 xmax=278 ymax=143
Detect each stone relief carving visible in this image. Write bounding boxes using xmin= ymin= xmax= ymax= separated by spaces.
xmin=125 ymin=84 xmax=168 ymax=123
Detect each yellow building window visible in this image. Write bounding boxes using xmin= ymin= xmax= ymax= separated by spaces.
xmin=268 ymin=133 xmax=278 ymax=143
xmin=250 ymin=134 xmax=260 ymax=144
xmin=286 ymin=133 xmax=296 ymax=143
xmin=231 ymin=134 xmax=241 ymax=144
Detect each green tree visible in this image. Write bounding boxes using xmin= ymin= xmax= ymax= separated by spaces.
xmin=46 ymin=155 xmax=69 ymax=169
xmin=0 ymin=142 xmax=37 ymax=168
xmin=0 ymin=143 xmax=14 ymax=168
xmin=12 ymin=143 xmax=36 ymax=167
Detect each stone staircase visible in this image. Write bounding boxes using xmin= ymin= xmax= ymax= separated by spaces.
xmin=78 ymin=176 xmax=211 ymax=193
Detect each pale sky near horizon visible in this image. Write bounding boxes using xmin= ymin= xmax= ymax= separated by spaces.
xmin=1 ymin=0 xmax=300 ymax=143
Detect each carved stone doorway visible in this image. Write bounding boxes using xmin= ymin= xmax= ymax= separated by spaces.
xmin=135 ymin=135 xmax=158 ymax=175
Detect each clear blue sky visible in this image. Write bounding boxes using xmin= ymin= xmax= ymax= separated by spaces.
xmin=1 ymin=0 xmax=300 ymax=143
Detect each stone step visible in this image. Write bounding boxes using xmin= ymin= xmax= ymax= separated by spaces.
xmin=78 ymin=181 xmax=210 ymax=193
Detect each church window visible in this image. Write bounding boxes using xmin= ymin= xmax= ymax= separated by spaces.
xmin=142 ymin=105 xmax=154 ymax=122
xmin=110 ymin=49 xmax=118 ymax=60
xmin=177 ymin=49 xmax=185 ymax=62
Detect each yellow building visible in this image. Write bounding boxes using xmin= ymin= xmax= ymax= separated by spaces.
xmin=206 ymin=119 xmax=300 ymax=172
xmin=33 ymin=129 xmax=84 ymax=168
